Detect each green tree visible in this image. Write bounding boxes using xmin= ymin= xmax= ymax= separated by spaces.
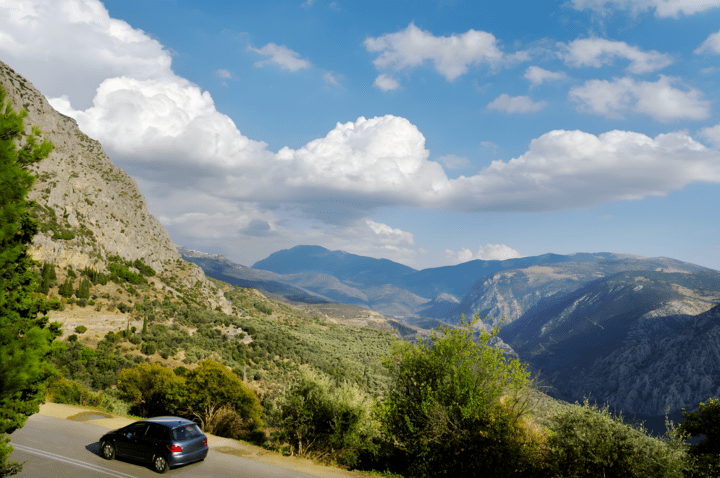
xmin=379 ymin=315 xmax=544 ymax=478
xmin=679 ymin=398 xmax=720 ymax=477
xmin=116 ymin=362 xmax=185 ymax=417
xmin=58 ymin=278 xmax=73 ymax=298
xmin=34 ymin=263 xmax=55 ymax=295
xmin=183 ymin=359 xmax=264 ymax=440
xmin=76 ymin=278 xmax=90 ymax=300
xmin=0 ymin=85 xmax=58 ymax=476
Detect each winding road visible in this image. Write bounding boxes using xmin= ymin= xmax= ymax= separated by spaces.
xmin=8 ymin=406 xmax=358 ymax=478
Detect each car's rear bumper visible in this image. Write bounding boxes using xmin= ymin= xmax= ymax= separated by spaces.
xmin=167 ymin=446 xmax=208 ymax=467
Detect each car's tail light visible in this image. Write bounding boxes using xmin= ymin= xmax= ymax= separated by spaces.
xmin=168 ymin=444 xmax=182 ymax=453
xmin=203 ymin=438 xmax=207 ymax=447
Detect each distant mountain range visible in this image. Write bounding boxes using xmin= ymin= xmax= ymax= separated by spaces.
xmin=181 ymin=244 xmax=720 ymax=432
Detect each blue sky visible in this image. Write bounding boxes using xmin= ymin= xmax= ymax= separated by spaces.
xmin=1 ymin=0 xmax=720 ymax=270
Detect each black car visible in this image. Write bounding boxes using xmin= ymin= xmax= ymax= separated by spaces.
xmin=99 ymin=416 xmax=208 ymax=473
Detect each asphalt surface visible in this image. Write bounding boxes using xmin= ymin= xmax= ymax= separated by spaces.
xmin=8 ymin=413 xmax=343 ymax=478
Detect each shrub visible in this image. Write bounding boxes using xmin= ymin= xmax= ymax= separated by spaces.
xmin=129 ymin=335 xmax=142 ymax=345
xmin=116 ymin=362 xmax=185 ymax=417
xmin=379 ymin=315 xmax=544 ymax=478
xmin=117 ymin=302 xmax=131 ymax=313
xmin=46 ymin=376 xmax=102 ymax=407
xmin=68 ymin=334 xmax=78 ymax=342
xmin=272 ymin=369 xmax=379 ymax=467
xmin=183 ymin=360 xmax=264 ymax=441
xmin=141 ymin=343 xmax=156 ymax=355
xmin=74 ymin=325 xmax=87 ymax=334
xmin=545 ymin=399 xmax=689 ymax=478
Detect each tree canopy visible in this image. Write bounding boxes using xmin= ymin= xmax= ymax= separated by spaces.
xmin=0 ymin=84 xmax=58 ymax=476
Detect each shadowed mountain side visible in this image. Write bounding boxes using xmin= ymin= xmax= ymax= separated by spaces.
xmin=499 ymin=270 xmax=720 ymax=417
xmin=252 ymin=245 xmax=418 ymax=288
xmin=417 ymin=293 xmax=461 ymax=318
xmin=363 ymin=285 xmax=429 ymax=317
xmin=178 ymin=248 xmax=334 ymax=305
xmin=444 ymin=257 xmax=713 ymax=326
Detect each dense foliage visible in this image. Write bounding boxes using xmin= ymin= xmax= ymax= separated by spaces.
xmin=679 ymin=398 xmax=720 ymax=477
xmin=0 ymin=85 xmax=58 ymax=476
xmin=271 ymin=369 xmax=378 ymax=466
xmin=378 ymin=315 xmax=545 ymax=477
xmin=545 ymin=399 xmax=688 ymax=477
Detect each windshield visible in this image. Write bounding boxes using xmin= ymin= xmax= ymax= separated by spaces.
xmin=172 ymin=424 xmax=203 ymax=440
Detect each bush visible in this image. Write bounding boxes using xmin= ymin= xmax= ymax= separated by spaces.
xmin=46 ymin=375 xmax=102 ymax=407
xmin=379 ymin=315 xmax=544 ymax=477
xmin=74 ymin=325 xmax=87 ymax=334
xmin=545 ymin=399 xmax=689 ymax=478
xmin=116 ymin=362 xmax=185 ymax=417
xmin=141 ymin=343 xmax=156 ymax=355
xmin=68 ymin=334 xmax=78 ymax=342
xmin=129 ymin=335 xmax=142 ymax=345
xmin=183 ymin=360 xmax=264 ymax=441
xmin=272 ymin=369 xmax=379 ymax=467
xmin=117 ymin=302 xmax=131 ymax=313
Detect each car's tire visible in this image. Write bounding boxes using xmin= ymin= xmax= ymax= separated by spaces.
xmin=153 ymin=454 xmax=169 ymax=474
xmin=101 ymin=442 xmax=115 ymax=460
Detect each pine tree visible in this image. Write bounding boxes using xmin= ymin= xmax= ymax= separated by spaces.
xmin=0 ymin=85 xmax=59 ymax=476
xmin=76 ymin=278 xmax=90 ymax=300
xmin=58 ymin=277 xmax=74 ymax=298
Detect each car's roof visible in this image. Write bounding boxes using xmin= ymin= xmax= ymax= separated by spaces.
xmin=139 ymin=416 xmax=198 ymax=429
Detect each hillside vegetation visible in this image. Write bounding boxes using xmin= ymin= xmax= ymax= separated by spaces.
xmin=3 ymin=59 xmax=720 ymax=477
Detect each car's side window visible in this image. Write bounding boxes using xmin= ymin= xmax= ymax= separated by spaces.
xmin=126 ymin=423 xmax=148 ymax=438
xmin=145 ymin=423 xmax=168 ymax=440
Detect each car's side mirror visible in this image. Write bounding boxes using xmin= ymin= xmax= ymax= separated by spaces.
xmin=126 ymin=432 xmax=133 ymax=439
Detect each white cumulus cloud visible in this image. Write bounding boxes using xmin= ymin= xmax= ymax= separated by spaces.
xmin=445 ymin=244 xmax=522 ymax=264
xmin=569 ymin=0 xmax=720 ymax=18
xmin=364 ymin=23 xmax=509 ymax=83
xmin=373 ymin=74 xmax=400 ymax=92
xmin=558 ymin=38 xmax=673 ymax=74
xmin=247 ymin=42 xmax=311 ymax=72
xmin=569 ymin=75 xmax=711 ymax=122
xmin=487 ymin=94 xmax=547 ymax=113
xmin=699 ymin=123 xmax=720 ymax=148
xmin=0 ymin=0 xmax=172 ymax=109
xmin=437 ymin=154 xmax=470 ymax=169
xmin=525 ymin=66 xmax=568 ymax=86
xmin=695 ymin=30 xmax=720 ymax=54
xmin=7 ymin=0 xmax=720 ymax=254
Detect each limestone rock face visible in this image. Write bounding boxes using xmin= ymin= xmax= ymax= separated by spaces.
xmin=449 ymin=257 xmax=711 ymax=327
xmin=0 ymin=59 xmax=231 ymax=313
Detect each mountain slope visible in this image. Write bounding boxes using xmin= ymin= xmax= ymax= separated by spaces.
xmin=252 ymin=245 xmax=418 ymax=287
xmin=0 ymin=59 xmax=231 ymax=315
xmin=499 ymin=269 xmax=720 ymax=416
xmin=446 ymin=256 xmax=711 ymax=326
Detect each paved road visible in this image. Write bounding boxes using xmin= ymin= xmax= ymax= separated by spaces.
xmin=9 ymin=414 xmax=324 ymax=478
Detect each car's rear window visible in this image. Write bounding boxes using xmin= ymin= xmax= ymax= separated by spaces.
xmin=172 ymin=424 xmax=203 ymax=440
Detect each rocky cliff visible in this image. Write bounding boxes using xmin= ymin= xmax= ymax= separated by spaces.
xmin=0 ymin=59 xmax=231 ymax=313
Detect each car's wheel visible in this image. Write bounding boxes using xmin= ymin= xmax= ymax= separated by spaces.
xmin=153 ymin=454 xmax=169 ymax=474
xmin=101 ymin=442 xmax=115 ymax=460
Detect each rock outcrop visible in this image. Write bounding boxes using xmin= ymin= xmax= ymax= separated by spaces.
xmin=0 ymin=59 xmax=231 ymax=313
